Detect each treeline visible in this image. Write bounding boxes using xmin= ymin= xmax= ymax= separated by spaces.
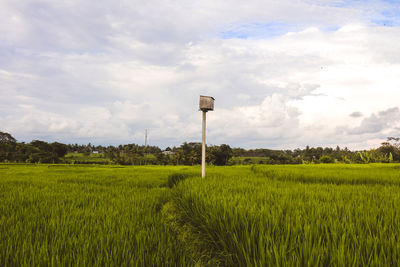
xmin=65 ymin=142 xmax=233 ymax=166
xmin=1 ymin=131 xmax=400 ymax=165
xmin=0 ymin=132 xmax=68 ymax=163
xmin=230 ymin=142 xmax=399 ymax=165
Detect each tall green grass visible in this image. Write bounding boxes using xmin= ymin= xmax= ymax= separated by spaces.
xmin=173 ymin=165 xmax=400 ymax=266
xmin=0 ymin=165 xmax=191 ymax=266
xmin=251 ymin=164 xmax=400 ymax=185
xmin=2 ymin=164 xmax=400 ymax=266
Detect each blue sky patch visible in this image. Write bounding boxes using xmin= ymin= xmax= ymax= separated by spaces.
xmin=220 ymin=0 xmax=400 ymax=40
xmin=330 ymin=0 xmax=400 ymax=26
xmin=220 ymin=22 xmax=304 ymax=39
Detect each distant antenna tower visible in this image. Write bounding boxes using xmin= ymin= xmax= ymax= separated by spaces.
xmin=145 ymin=129 xmax=148 ymax=147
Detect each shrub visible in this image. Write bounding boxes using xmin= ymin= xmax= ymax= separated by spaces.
xmin=319 ymin=155 xmax=334 ymax=163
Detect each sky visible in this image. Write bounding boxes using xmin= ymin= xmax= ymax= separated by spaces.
xmin=1 ymin=0 xmax=400 ymax=149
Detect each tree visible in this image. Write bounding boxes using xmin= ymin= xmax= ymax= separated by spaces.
xmin=387 ymin=137 xmax=400 ymax=148
xmin=51 ymin=142 xmax=68 ymax=157
xmin=175 ymin=142 xmax=201 ymax=165
xmin=30 ymin=140 xmax=52 ymax=152
xmin=208 ymin=144 xmax=233 ymax=166
xmin=0 ymin=132 xmax=17 ymax=162
xmin=28 ymin=140 xmax=66 ymax=163
xmin=0 ymin=132 xmax=16 ymax=144
xmin=380 ymin=137 xmax=400 ymax=161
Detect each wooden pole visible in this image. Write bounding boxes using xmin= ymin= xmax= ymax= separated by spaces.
xmin=202 ymin=110 xmax=206 ymax=178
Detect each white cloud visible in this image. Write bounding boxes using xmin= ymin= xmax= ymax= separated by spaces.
xmin=208 ymin=94 xmax=300 ymax=145
xmin=1 ymin=0 xmax=400 ymax=149
xmin=346 ymin=107 xmax=400 ymax=135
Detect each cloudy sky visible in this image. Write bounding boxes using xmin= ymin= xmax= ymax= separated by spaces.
xmin=1 ymin=0 xmax=400 ymax=149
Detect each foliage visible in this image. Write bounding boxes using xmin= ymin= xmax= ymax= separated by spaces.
xmin=0 ymin=132 xmax=16 ymax=144
xmin=0 ymin=133 xmax=68 ymax=163
xmin=167 ymin=172 xmax=196 ymax=188
xmin=172 ymin=164 xmax=400 ymax=266
xmin=0 ymin=165 xmax=191 ymax=266
xmin=2 ymin=164 xmax=400 ymax=265
xmin=2 ymin=131 xmax=400 ymax=166
xmin=377 ymin=138 xmax=400 ymax=161
xmin=318 ymin=155 xmax=334 ymax=163
xmin=207 ymin=144 xmax=233 ymax=165
xmin=357 ymin=150 xmax=394 ymax=164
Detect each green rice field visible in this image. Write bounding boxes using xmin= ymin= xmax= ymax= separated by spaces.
xmin=1 ymin=164 xmax=400 ymax=266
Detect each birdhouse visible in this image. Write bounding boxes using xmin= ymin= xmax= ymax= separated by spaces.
xmin=199 ymin=95 xmax=215 ymax=111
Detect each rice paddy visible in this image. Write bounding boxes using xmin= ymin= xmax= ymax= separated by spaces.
xmin=1 ymin=164 xmax=400 ymax=266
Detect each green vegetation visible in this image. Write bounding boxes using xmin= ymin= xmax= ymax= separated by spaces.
xmin=1 ymin=164 xmax=400 ymax=266
xmin=0 ymin=132 xmax=68 ymax=163
xmin=64 ymin=152 xmax=110 ymax=164
xmin=0 ymin=165 xmax=191 ymax=266
xmin=173 ymin=164 xmax=400 ymax=266
xmin=3 ymin=131 xmax=400 ymax=166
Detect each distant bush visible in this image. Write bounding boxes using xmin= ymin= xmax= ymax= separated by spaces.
xmin=319 ymin=155 xmax=334 ymax=163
